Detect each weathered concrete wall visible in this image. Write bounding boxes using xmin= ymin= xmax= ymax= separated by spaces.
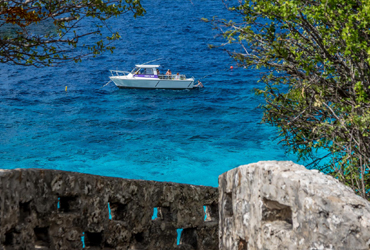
xmin=0 ymin=169 xmax=218 ymax=250
xmin=219 ymin=161 xmax=370 ymax=250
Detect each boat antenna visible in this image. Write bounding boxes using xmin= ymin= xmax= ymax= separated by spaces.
xmin=141 ymin=57 xmax=163 ymax=65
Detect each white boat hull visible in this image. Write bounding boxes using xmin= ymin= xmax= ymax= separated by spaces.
xmin=110 ymin=76 xmax=195 ymax=89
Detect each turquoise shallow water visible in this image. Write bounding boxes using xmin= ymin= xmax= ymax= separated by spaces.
xmin=0 ymin=0 xmax=301 ymax=187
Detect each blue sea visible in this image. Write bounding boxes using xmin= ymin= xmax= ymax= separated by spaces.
xmin=0 ymin=0 xmax=302 ymax=187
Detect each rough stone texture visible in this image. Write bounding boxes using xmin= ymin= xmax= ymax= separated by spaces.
xmin=219 ymin=161 xmax=370 ymax=250
xmin=0 ymin=169 xmax=218 ymax=250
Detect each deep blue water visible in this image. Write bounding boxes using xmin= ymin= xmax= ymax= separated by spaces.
xmin=0 ymin=0 xmax=301 ymax=187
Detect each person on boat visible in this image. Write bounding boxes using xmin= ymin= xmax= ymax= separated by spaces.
xmin=157 ymin=69 xmax=160 ymax=75
xmin=166 ymin=69 xmax=172 ymax=79
xmin=195 ymin=80 xmax=204 ymax=88
xmin=175 ymin=72 xmax=180 ymax=80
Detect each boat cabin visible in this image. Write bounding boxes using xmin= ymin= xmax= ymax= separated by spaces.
xmin=131 ymin=64 xmax=160 ymax=78
xmin=128 ymin=64 xmax=187 ymax=80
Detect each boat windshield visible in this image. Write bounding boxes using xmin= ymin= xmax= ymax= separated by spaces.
xmin=132 ymin=67 xmax=155 ymax=75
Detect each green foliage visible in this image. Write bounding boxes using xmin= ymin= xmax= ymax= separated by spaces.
xmin=214 ymin=0 xmax=370 ymax=199
xmin=0 ymin=0 xmax=145 ymax=66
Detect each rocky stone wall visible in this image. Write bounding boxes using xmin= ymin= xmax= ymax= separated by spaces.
xmin=0 ymin=169 xmax=218 ymax=250
xmin=219 ymin=161 xmax=370 ymax=250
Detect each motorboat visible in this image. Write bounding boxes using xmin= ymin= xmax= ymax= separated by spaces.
xmin=109 ymin=65 xmax=196 ymax=89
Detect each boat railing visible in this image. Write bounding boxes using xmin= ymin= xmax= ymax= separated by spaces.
xmin=158 ymin=75 xmax=192 ymax=80
xmin=110 ymin=70 xmax=131 ymax=76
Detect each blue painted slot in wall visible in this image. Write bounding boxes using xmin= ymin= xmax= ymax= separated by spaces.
xmin=152 ymin=207 xmax=158 ymax=220
xmin=176 ymin=229 xmax=183 ymax=245
xmin=203 ymin=206 xmax=207 ymax=221
xmin=57 ymin=197 xmax=60 ymax=209
xmin=108 ymin=202 xmax=112 ymax=220
xmin=81 ymin=232 xmax=85 ymax=248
